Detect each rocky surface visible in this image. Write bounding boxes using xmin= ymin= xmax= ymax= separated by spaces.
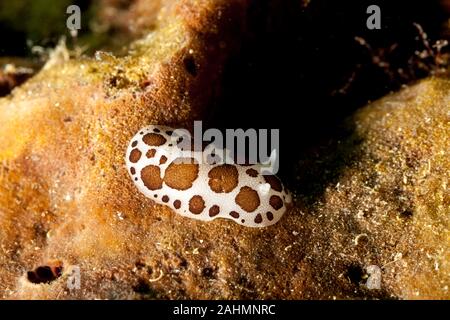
xmin=0 ymin=0 xmax=448 ymax=299
xmin=292 ymin=77 xmax=449 ymax=299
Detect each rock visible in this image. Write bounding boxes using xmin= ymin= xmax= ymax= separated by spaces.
xmin=293 ymin=77 xmax=449 ymax=299
xmin=0 ymin=0 xmax=448 ymax=300
xmin=0 ymin=0 xmax=256 ymax=299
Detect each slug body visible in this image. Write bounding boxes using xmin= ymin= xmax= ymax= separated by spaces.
xmin=125 ymin=125 xmax=291 ymax=227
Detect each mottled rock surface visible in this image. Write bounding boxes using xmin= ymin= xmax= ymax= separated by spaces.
xmin=0 ymin=0 xmax=448 ymax=299
xmin=292 ymin=77 xmax=449 ymax=299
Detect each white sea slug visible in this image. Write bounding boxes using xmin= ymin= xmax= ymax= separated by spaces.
xmin=125 ymin=125 xmax=292 ymax=227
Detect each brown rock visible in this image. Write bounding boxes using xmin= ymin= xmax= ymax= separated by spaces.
xmin=0 ymin=0 xmax=448 ymax=300
xmin=292 ymin=77 xmax=450 ymax=299
xmin=0 ymin=0 xmax=254 ymax=299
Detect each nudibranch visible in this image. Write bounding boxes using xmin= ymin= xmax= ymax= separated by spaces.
xmin=125 ymin=125 xmax=292 ymax=227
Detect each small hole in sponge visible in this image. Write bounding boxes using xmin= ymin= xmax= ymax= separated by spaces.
xmin=201 ymin=267 xmax=215 ymax=279
xmin=399 ymin=209 xmax=413 ymax=219
xmin=27 ymin=261 xmax=63 ymax=284
xmin=132 ymin=278 xmax=158 ymax=298
xmin=183 ymin=56 xmax=197 ymax=76
xmin=346 ymin=264 xmax=365 ymax=285
xmin=133 ymin=279 xmax=152 ymax=293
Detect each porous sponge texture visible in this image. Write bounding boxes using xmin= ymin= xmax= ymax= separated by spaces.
xmin=0 ymin=0 xmax=448 ymax=300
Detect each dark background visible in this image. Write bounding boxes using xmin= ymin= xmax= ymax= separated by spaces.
xmin=209 ymin=0 xmax=449 ymax=182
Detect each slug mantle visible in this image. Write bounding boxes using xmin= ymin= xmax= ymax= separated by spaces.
xmin=125 ymin=125 xmax=292 ymax=227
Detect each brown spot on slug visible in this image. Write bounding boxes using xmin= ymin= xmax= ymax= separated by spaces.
xmin=254 ymin=214 xmax=263 ymax=224
xmin=269 ymin=195 xmax=283 ymax=210
xmin=162 ymin=195 xmax=169 ymax=203
xmin=208 ymin=164 xmax=238 ymax=193
xmin=209 ymin=205 xmax=220 ymax=217
xmin=189 ymin=195 xmax=205 ymax=214
xmin=266 ymin=211 xmax=274 ymax=221
xmin=131 ymin=141 xmax=138 ymax=147
xmin=230 ymin=211 xmax=240 ymax=219
xmin=246 ymin=168 xmax=258 ymax=177
xmin=263 ymin=175 xmax=282 ymax=192
xmin=164 ymin=158 xmax=199 ymax=190
xmin=143 ymin=133 xmax=166 ymax=146
xmin=141 ymin=165 xmax=163 ymax=190
xmin=129 ymin=149 xmax=142 ymax=163
xmin=160 ymin=155 xmax=167 ymax=164
xmin=130 ymin=167 xmax=136 ymax=175
xmin=235 ymin=186 xmax=260 ymax=212
xmin=173 ymin=200 xmax=181 ymax=209
xmin=146 ymin=149 xmax=156 ymax=158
